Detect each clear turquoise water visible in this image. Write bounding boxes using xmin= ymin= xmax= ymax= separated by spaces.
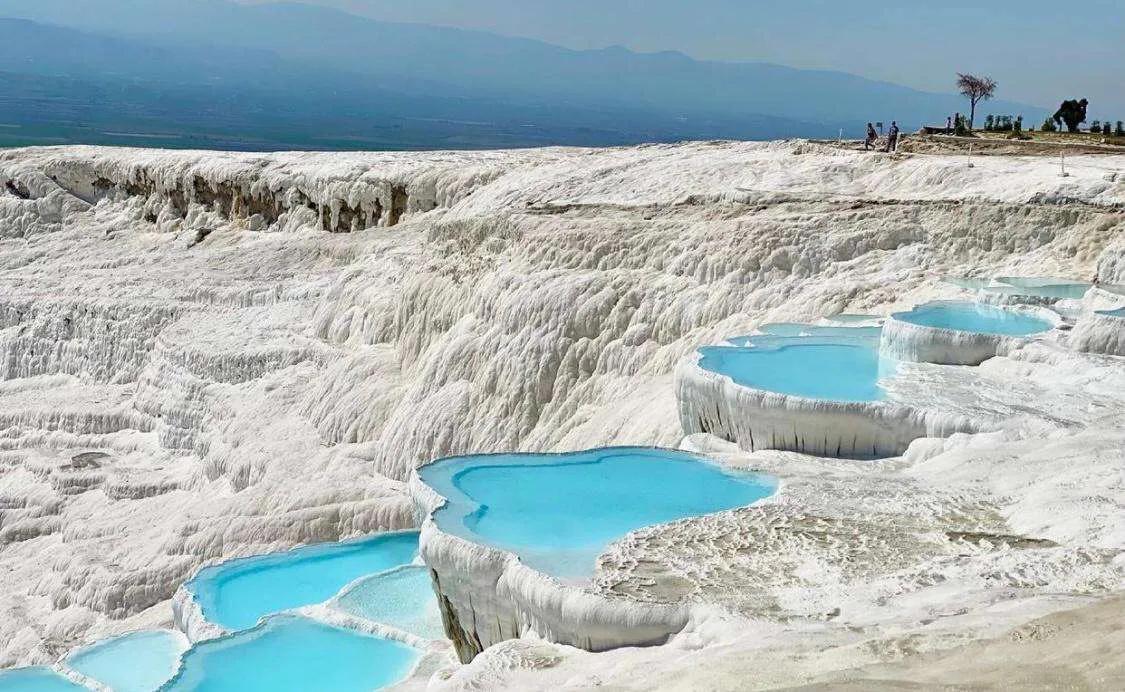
xmin=997 ymin=276 xmax=1085 ymax=289
xmin=187 ymin=532 xmax=419 ymax=630
xmin=1099 ymin=307 xmax=1125 ymax=317
xmin=700 ymin=337 xmax=891 ymax=402
xmin=947 ymin=276 xmax=1091 ymax=300
xmin=895 ymin=302 xmax=1053 ymax=336
xmin=334 ymin=566 xmax=445 ymax=640
xmin=66 ymin=630 xmax=186 ymax=692
xmin=986 ymin=280 xmax=1091 ymax=300
xmin=0 ymin=668 xmax=85 ymax=692
xmin=826 ymin=314 xmax=884 ymax=324
xmin=161 ymin=616 xmax=419 ymax=692
xmin=745 ymin=323 xmax=883 ymax=339
xmin=944 ymin=276 xmax=993 ymax=290
xmin=422 ymin=448 xmax=775 ymax=579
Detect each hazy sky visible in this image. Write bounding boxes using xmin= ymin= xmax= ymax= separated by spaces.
xmin=266 ymin=0 xmax=1124 ymax=116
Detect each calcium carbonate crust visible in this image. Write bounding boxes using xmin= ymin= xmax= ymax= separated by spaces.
xmin=1071 ymin=309 xmax=1125 ymax=356
xmin=170 ymin=589 xmax=225 ymax=644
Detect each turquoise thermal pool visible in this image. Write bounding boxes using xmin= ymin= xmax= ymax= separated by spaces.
xmin=1098 ymin=307 xmax=1125 ymax=318
xmin=65 ymin=630 xmax=187 ymax=692
xmin=997 ymin=276 xmax=1087 ymax=290
xmin=986 ymin=280 xmax=1091 ymax=300
xmin=743 ymin=323 xmax=883 ymax=339
xmin=825 ymin=314 xmax=884 ymax=324
xmin=334 ymin=566 xmax=444 ymax=640
xmin=700 ymin=335 xmax=893 ymax=402
xmin=421 ymin=447 xmax=776 ymax=579
xmin=187 ymin=532 xmax=419 ymax=630
xmin=943 ymin=276 xmax=994 ymax=290
xmin=161 ymin=616 xmax=420 ymax=692
xmin=893 ymin=302 xmax=1053 ymax=337
xmin=946 ymin=276 xmax=1092 ymax=301
xmin=0 ymin=668 xmax=85 ymax=692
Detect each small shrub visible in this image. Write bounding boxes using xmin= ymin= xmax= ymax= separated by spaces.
xmin=1089 ymin=120 xmax=1101 ymax=134
xmin=989 ymin=115 xmax=1014 ymax=132
xmin=1041 ymin=116 xmax=1057 ymax=132
xmin=1102 ymin=122 xmax=1112 ymax=136
xmin=1006 ymin=116 xmax=1029 ymax=139
xmin=954 ymin=114 xmax=971 ymax=136
xmin=1116 ymin=121 xmax=1125 ymax=137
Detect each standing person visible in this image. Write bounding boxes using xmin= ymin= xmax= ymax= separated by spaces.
xmin=885 ymin=121 xmax=900 ymax=152
xmin=946 ymin=116 xmax=953 ymax=132
xmin=864 ymin=122 xmax=878 ymax=150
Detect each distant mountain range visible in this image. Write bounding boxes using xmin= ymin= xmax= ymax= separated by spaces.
xmin=0 ymin=2 xmax=1046 ymax=151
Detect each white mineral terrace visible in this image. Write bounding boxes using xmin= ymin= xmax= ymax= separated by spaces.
xmin=1 ymin=141 xmax=1123 ymax=689
xmin=878 ymin=301 xmax=1061 ymax=366
xmin=1072 ymin=305 xmax=1125 ymax=357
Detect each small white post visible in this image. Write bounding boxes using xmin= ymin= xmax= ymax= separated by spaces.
xmin=838 ymin=128 xmax=843 ymax=143
xmin=967 ymin=143 xmax=974 ymax=168
xmin=1059 ymin=152 xmax=1069 ymax=177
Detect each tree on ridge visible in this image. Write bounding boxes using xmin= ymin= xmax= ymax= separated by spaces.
xmin=957 ymin=73 xmax=998 ymax=131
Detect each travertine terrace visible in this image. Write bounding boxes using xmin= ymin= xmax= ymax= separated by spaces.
xmin=1 ymin=141 xmax=1123 ymax=689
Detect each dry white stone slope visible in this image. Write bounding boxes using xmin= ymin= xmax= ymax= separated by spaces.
xmin=0 ymin=141 xmax=1123 ymax=688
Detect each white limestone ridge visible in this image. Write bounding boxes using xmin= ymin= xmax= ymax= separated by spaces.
xmin=1 ymin=141 xmax=1124 ymax=688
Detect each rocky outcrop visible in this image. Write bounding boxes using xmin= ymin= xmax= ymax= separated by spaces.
xmin=1071 ymin=308 xmax=1125 ymax=356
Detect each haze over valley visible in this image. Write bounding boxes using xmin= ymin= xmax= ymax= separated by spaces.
xmin=0 ymin=1 xmax=1046 ymax=150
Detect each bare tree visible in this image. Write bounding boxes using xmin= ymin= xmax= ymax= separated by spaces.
xmin=957 ymin=73 xmax=997 ymax=131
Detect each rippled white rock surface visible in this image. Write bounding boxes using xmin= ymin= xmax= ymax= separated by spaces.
xmin=1072 ymin=306 xmax=1125 ymax=357
xmin=1 ymin=141 xmax=1124 ymax=688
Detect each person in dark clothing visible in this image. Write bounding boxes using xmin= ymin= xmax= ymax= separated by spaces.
xmin=884 ymin=121 xmax=900 ymax=152
xmin=864 ymin=123 xmax=878 ymax=150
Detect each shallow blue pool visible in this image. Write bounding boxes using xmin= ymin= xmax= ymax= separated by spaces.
xmin=987 ymin=278 xmax=1091 ymax=300
xmin=66 ymin=630 xmax=186 ymax=692
xmin=187 ymin=532 xmax=419 ymax=631
xmin=700 ymin=336 xmax=892 ymax=402
xmin=334 ymin=566 xmax=444 ymax=640
xmin=0 ymin=668 xmax=85 ymax=692
xmin=894 ymin=302 xmax=1053 ymax=337
xmin=421 ymin=448 xmax=775 ymax=579
xmin=944 ymin=276 xmax=994 ymax=290
xmin=998 ymin=276 xmax=1085 ymax=289
xmin=162 ymin=616 xmax=419 ymax=692
xmin=1098 ymin=307 xmax=1125 ymax=318
xmin=748 ymin=323 xmax=883 ymax=339
xmin=825 ymin=314 xmax=884 ymax=324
